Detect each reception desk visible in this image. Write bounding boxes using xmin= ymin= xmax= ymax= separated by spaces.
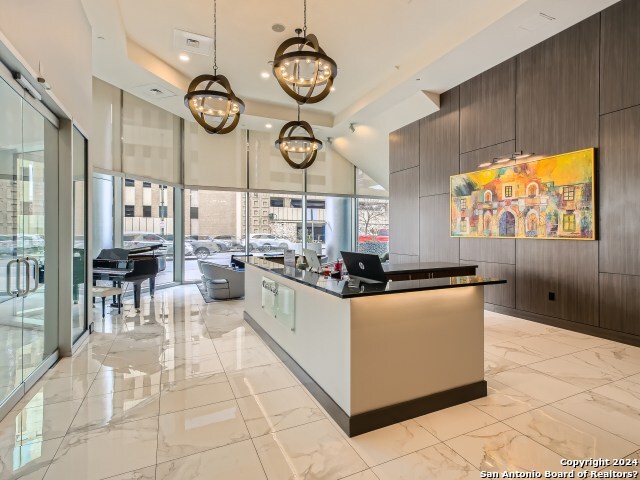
xmin=243 ymin=257 xmax=506 ymax=436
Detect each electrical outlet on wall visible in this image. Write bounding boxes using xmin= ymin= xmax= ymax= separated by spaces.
xmin=548 ymin=292 xmax=556 ymax=301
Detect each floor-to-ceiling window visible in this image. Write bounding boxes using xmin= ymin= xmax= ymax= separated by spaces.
xmin=248 ymin=193 xmax=303 ymax=254
xmin=72 ymin=127 xmax=88 ymax=341
xmin=306 ymin=195 xmax=353 ymax=259
xmin=183 ymin=189 xmax=247 ymax=281
xmin=0 ymin=74 xmax=59 ymax=411
xmin=122 ymin=178 xmax=175 ymax=285
xmin=357 ymin=198 xmax=390 ymax=258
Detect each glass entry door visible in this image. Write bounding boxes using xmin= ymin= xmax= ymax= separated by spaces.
xmin=0 ymin=76 xmax=58 ymax=409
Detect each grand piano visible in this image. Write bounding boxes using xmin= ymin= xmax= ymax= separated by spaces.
xmin=93 ymin=244 xmax=167 ymax=310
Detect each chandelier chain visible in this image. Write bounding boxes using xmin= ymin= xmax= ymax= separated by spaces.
xmin=213 ymin=0 xmax=217 ymax=74
xmin=303 ymin=0 xmax=307 ymax=36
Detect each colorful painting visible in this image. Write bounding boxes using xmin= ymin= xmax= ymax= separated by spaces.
xmin=450 ymin=148 xmax=595 ymax=240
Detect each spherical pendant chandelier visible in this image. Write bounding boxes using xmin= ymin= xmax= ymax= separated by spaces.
xmin=273 ymin=0 xmax=337 ymax=105
xmin=275 ymin=107 xmax=323 ymax=169
xmin=184 ymin=0 xmax=244 ymax=134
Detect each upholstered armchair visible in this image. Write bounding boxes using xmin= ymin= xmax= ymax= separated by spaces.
xmin=198 ymin=260 xmax=245 ymax=300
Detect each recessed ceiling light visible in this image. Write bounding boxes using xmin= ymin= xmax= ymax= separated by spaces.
xmin=265 ymin=123 xmax=273 ymax=129
xmin=97 ymin=35 xmax=105 ymax=40
xmin=261 ymin=72 xmax=270 ymax=79
xmin=179 ymin=53 xmax=190 ymax=62
xmin=272 ymin=23 xmax=286 ymax=33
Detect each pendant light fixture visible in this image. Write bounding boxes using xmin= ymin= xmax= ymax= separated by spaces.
xmin=273 ymin=0 xmax=337 ymax=104
xmin=275 ymin=106 xmax=323 ymax=169
xmin=184 ymin=0 xmax=244 ymax=134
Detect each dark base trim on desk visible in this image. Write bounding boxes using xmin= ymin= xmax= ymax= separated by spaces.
xmin=244 ymin=311 xmax=487 ymax=437
xmin=485 ymin=303 xmax=640 ymax=348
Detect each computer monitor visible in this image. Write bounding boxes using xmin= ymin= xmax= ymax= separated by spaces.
xmin=340 ymin=251 xmax=388 ymax=284
xmin=303 ymin=248 xmax=322 ymax=273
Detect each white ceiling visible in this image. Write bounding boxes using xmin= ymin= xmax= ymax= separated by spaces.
xmin=82 ymin=0 xmax=619 ymax=188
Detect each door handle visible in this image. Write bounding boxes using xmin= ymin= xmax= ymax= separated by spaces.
xmin=25 ymin=257 xmax=39 ymax=293
xmin=6 ymin=259 xmax=19 ymax=296
xmin=18 ymin=258 xmax=30 ymax=297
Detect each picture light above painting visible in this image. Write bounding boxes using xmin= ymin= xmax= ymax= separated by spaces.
xmin=450 ymin=148 xmax=596 ymax=240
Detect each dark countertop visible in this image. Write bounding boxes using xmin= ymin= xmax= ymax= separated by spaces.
xmin=244 ymin=257 xmax=506 ymax=299
xmin=383 ymin=262 xmax=477 ymax=274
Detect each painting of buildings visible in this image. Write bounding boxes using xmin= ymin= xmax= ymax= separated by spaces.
xmin=450 ymin=148 xmax=595 ymax=240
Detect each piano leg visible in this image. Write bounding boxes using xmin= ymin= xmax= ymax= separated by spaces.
xmin=149 ymin=277 xmax=156 ymax=298
xmin=133 ymin=282 xmax=141 ymax=311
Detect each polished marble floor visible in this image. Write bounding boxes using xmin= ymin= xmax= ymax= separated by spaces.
xmin=1 ymin=284 xmax=639 ymax=479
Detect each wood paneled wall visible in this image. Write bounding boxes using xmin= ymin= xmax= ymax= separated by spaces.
xmin=388 ymin=0 xmax=640 ymax=342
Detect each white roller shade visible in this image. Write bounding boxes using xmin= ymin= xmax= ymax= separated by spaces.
xmin=122 ymin=92 xmax=181 ymax=184
xmin=248 ymin=130 xmax=303 ymax=192
xmin=91 ymin=78 xmax=121 ymax=172
xmin=183 ymin=122 xmax=246 ymax=189
xmin=306 ymin=147 xmax=355 ymax=195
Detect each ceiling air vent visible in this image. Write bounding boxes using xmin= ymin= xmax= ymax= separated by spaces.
xmin=173 ymin=29 xmax=213 ymax=56
xmin=132 ymin=83 xmax=176 ymax=99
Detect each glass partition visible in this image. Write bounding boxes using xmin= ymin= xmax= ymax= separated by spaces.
xmin=122 ymin=178 xmax=175 ymax=285
xmin=72 ymin=127 xmax=88 ymax=342
xmin=183 ymin=189 xmax=247 ymax=281
xmin=357 ymin=198 xmax=390 ymax=259
xmin=307 ymin=195 xmax=353 ymax=260
xmin=0 ymin=76 xmax=59 ymax=408
xmin=247 ymin=193 xmax=303 ymax=255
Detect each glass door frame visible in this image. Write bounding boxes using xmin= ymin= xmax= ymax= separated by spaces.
xmin=0 ymin=61 xmax=61 ymax=420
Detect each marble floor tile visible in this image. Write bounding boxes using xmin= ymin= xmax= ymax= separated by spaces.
xmin=372 ymin=443 xmax=478 ymax=480
xmin=0 ymin=437 xmax=62 ymax=480
xmin=46 ymin=351 xmax=106 ymax=379
xmin=471 ymin=379 xmax=545 ymax=420
xmin=341 ymin=471 xmax=379 ymax=480
xmin=156 ymin=399 xmax=250 ymax=463
xmin=484 ymin=341 xmax=551 ymax=366
xmin=483 ymin=324 xmax=532 ymax=343
xmin=553 ymin=392 xmax=640 ymax=444
xmin=504 ymin=319 xmax=562 ymax=336
xmin=253 ymin=419 xmax=368 ymax=480
xmin=0 ymin=399 xmax=82 ymax=448
xmin=68 ymin=388 xmax=161 ymax=433
xmin=413 ymin=403 xmax=497 ymax=441
xmin=570 ymin=346 xmax=640 ymax=376
xmin=226 ymin=363 xmax=298 ymax=398
xmin=592 ymin=379 xmax=640 ymax=410
xmin=218 ymin=345 xmax=280 ymax=372
xmin=161 ymin=340 xmax=218 ymax=361
xmin=527 ymin=353 xmax=625 ymax=389
xmin=508 ymin=335 xmax=582 ymax=359
xmin=102 ymin=350 xmax=164 ymax=370
xmin=88 ymin=368 xmax=162 ymax=397
xmin=159 ymin=373 xmax=234 ymax=414
xmin=213 ymin=331 xmax=265 ymax=353
xmin=538 ymin=330 xmax=613 ymax=350
xmin=155 ymin=440 xmax=266 ymax=480
xmin=347 ymin=420 xmax=439 ymax=467
xmin=237 ymin=386 xmax=324 ymax=437
xmin=445 ymin=422 xmax=572 ymax=473
xmin=43 ymin=417 xmax=158 ymax=480
xmin=492 ymin=366 xmax=584 ymax=403
xmin=484 ymin=352 xmax=520 ymax=376
xmin=12 ymin=372 xmax=97 ymax=409
xmin=504 ymin=405 xmax=638 ymax=460
xmin=160 ymin=353 xmax=224 ymax=384
xmin=103 ymin=466 xmax=156 ymax=480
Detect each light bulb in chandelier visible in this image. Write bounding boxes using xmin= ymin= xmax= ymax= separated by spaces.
xmin=275 ymin=120 xmax=323 ymax=169
xmin=185 ymin=74 xmax=245 ymax=134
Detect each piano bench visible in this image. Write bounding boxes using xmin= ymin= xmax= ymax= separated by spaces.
xmin=93 ymin=286 xmax=123 ymax=318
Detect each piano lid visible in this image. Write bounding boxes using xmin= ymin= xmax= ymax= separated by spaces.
xmin=96 ymin=244 xmax=164 ymax=260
